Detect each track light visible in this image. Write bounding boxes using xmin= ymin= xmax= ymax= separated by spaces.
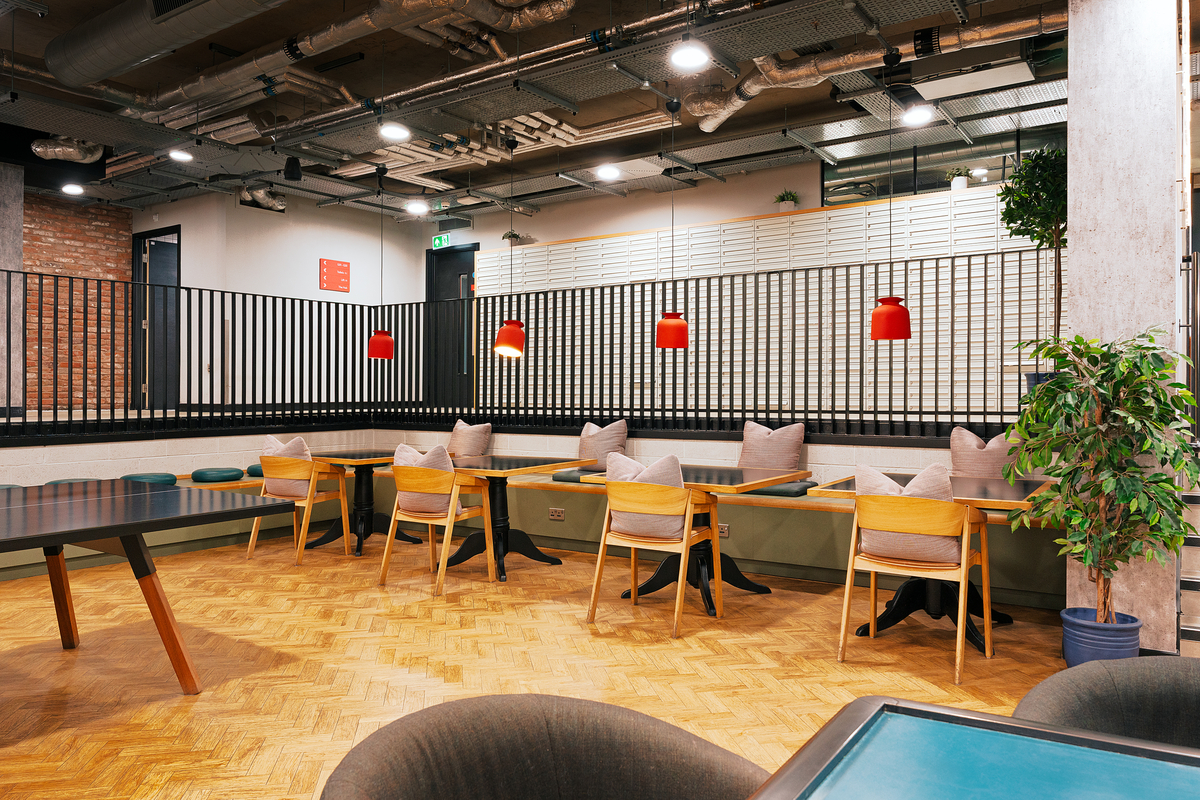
xmin=282 ymin=156 xmax=302 ymax=181
xmin=902 ymin=103 xmax=934 ymax=126
xmin=61 ymin=183 xmax=84 ymax=195
xmin=380 ymin=122 xmax=411 ymax=141
xmin=404 ymin=199 xmax=430 ymax=215
xmin=168 ymin=149 xmax=193 ymax=162
xmin=670 ymin=33 xmax=710 ymax=71
xmin=595 ymin=164 xmax=620 ymax=181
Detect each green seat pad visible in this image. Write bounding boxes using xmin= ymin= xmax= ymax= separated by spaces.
xmin=45 ymin=478 xmax=93 ymax=485
xmin=120 ymin=472 xmax=177 ymax=485
xmin=0 ymin=484 xmax=20 ymax=489
xmin=744 ymin=480 xmax=817 ymax=497
xmin=246 ymin=464 xmax=264 ymax=478
xmin=191 ymin=467 xmax=245 ymax=483
xmin=551 ymin=469 xmax=591 ymax=483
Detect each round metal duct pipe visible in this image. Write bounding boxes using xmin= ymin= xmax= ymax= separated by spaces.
xmin=45 ymin=0 xmax=289 ymax=88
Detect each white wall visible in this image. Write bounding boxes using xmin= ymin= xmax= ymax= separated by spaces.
xmin=134 ymin=193 xmax=427 ymax=305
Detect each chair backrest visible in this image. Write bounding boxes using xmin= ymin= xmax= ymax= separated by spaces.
xmin=260 ymin=456 xmax=317 ymax=499
xmin=605 ymin=481 xmax=691 ymax=539
xmin=855 ymin=495 xmax=968 ymax=563
xmin=392 ymin=465 xmax=458 ymax=515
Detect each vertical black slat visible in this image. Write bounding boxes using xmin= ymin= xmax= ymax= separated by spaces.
xmin=250 ymin=294 xmax=258 ymax=422
xmin=682 ymin=276 xmax=690 ymax=430
xmin=66 ymin=276 xmax=74 ymax=429
xmin=817 ymin=269 xmax=824 ymax=433
xmin=82 ymin=278 xmax=89 ymax=428
xmin=566 ymin=288 xmax=574 ymax=425
xmin=587 ymin=286 xmax=594 ymax=422
xmin=949 ymin=257 xmax=956 ymax=431
xmin=850 ymin=264 xmax=858 ymax=434
xmin=183 ymin=287 xmax=190 ymax=428
xmin=803 ymin=270 xmax=811 ymax=429
xmin=50 ymin=275 xmax=58 ymax=427
xmin=983 ymin=254 xmax=990 ymax=431
xmin=239 ymin=293 xmax=246 ymax=425
xmin=652 ymin=280 xmax=660 ymax=429
xmin=776 ymin=271 xmax=783 ymax=427
xmin=4 ymin=271 xmax=10 ymax=436
xmin=789 ymin=270 xmax=798 ymax=425
xmin=918 ymin=260 xmax=926 ymax=434
xmin=716 ymin=277 xmax=724 ymax=431
xmin=205 ymin=290 xmax=214 ymax=426
xmin=147 ymin=284 xmax=159 ymax=422
xmin=642 ymin=281 xmax=649 ymax=427
xmin=739 ymin=273 xmax=747 ymax=426
xmin=617 ymin=285 xmax=624 ymax=425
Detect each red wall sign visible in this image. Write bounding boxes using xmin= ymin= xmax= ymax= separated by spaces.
xmin=319 ymin=259 xmax=350 ymax=292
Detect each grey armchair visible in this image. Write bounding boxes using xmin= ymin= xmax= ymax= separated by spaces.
xmin=1013 ymin=656 xmax=1200 ymax=749
xmin=321 ymin=694 xmax=769 ymax=800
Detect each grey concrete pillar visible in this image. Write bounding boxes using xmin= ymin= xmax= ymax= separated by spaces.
xmin=1064 ymin=0 xmax=1187 ymax=652
xmin=0 ymin=163 xmax=23 ymax=414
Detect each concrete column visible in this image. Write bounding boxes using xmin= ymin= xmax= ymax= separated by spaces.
xmin=0 ymin=163 xmax=23 ymax=414
xmin=1065 ymin=0 xmax=1188 ymax=652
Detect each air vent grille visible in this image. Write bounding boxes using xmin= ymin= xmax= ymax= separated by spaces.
xmin=439 ymin=218 xmax=473 ymax=232
xmin=152 ymin=0 xmax=202 ymax=20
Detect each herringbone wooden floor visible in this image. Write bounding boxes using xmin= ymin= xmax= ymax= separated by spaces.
xmin=0 ymin=533 xmax=1065 ymax=799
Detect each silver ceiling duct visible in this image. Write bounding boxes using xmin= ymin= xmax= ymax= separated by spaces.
xmin=30 ymin=135 xmax=105 ymax=163
xmin=44 ymin=0 xmax=291 ymax=88
xmin=239 ymin=185 xmax=287 ymax=210
xmin=685 ymin=2 xmax=1067 ymax=132
xmin=823 ymin=129 xmax=1066 ymax=183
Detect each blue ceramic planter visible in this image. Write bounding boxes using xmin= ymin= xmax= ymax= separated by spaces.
xmin=1060 ymin=607 xmax=1142 ymax=667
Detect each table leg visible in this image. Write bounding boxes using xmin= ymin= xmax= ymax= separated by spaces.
xmin=120 ymin=534 xmax=201 ymax=695
xmin=43 ymin=545 xmax=79 ymax=649
xmin=307 ymin=465 xmax=419 ymax=554
xmin=854 ymin=577 xmax=1013 ymax=654
xmin=620 ymin=542 xmax=770 ymax=615
xmin=445 ymin=476 xmax=562 ymax=582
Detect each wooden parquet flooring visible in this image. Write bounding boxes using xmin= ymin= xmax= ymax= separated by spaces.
xmin=0 ymin=534 xmax=1065 ymax=799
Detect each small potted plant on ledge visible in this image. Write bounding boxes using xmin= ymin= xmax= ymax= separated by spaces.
xmin=774 ymin=189 xmax=799 ymax=213
xmin=502 ymin=230 xmax=522 ymax=245
xmin=1004 ymin=330 xmax=1200 ymax=666
xmin=945 ymin=167 xmax=971 ymax=190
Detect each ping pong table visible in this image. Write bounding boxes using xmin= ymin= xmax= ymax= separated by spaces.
xmin=0 ymin=479 xmax=293 ymax=695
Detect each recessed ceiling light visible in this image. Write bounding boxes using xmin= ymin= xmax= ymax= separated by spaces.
xmin=670 ymin=33 xmax=710 ymax=72
xmin=970 ymin=167 xmax=988 ymax=177
xmin=405 ymin=199 xmax=430 ymax=215
xmin=61 ymin=183 xmax=84 ymax=195
xmin=380 ymin=122 xmax=411 ymax=142
xmin=168 ymin=149 xmax=194 ymax=162
xmin=902 ymin=104 xmax=934 ymax=126
xmin=595 ymin=164 xmax=621 ymax=181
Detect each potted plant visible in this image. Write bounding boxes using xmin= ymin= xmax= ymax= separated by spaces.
xmin=1004 ymin=330 xmax=1200 ymax=666
xmin=774 ymin=189 xmax=799 ymax=213
xmin=502 ymin=230 xmax=521 ymax=245
xmin=945 ymin=167 xmax=971 ymax=190
xmin=998 ymin=147 xmax=1067 ymax=358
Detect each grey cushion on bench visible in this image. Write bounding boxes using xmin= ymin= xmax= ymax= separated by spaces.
xmin=320 ymin=693 xmax=769 ymax=800
xmin=745 ymin=480 xmax=817 ymax=497
xmin=552 ymin=469 xmax=591 ymax=483
xmin=1013 ymin=656 xmax=1200 ymax=749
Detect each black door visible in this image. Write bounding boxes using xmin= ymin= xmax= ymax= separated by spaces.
xmin=131 ymin=227 xmax=181 ymax=412
xmin=425 ymin=243 xmax=478 ymax=410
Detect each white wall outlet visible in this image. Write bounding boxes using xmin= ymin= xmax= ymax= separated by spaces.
xmin=718 ymin=523 xmax=730 ymax=538
xmin=549 ymin=508 xmax=566 ymax=521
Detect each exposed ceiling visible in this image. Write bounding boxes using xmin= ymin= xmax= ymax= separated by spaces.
xmin=0 ymin=0 xmax=1069 ymax=219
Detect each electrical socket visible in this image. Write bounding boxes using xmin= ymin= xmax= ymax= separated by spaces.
xmin=718 ymin=523 xmax=730 ymax=538
xmin=549 ymin=507 xmax=566 ymax=521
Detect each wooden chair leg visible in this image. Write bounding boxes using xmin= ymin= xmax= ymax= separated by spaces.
xmin=837 ymin=559 xmax=856 ymax=663
xmin=379 ymin=502 xmax=401 ymax=585
xmin=980 ymin=529 xmax=994 ymax=658
xmin=337 ymin=469 xmax=352 ymax=556
xmin=709 ymin=510 xmax=724 ymax=619
xmin=954 ymin=567 xmax=970 ymax=685
xmin=868 ymin=571 xmax=878 ymax=638
xmin=247 ymin=515 xmax=263 ymax=559
xmin=670 ymin=540 xmax=690 ymax=638
xmin=427 ymin=524 xmax=437 ymax=573
xmin=586 ymin=517 xmax=611 ymax=624
xmin=295 ymin=502 xmax=314 ymax=565
xmin=292 ymin=508 xmax=302 ymax=550
xmin=629 ymin=548 xmax=639 ymax=606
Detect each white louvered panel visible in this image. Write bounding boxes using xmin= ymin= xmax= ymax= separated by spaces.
xmin=865 ymin=202 xmax=908 ymax=263
xmin=474 ymin=250 xmax=503 ymax=295
xmin=720 ymin=220 xmax=756 ymax=275
xmin=754 ymin=216 xmax=791 ymax=273
xmin=515 ymin=246 xmax=548 ymax=293
xmin=826 ymin=206 xmax=867 ymax=266
xmin=571 ymin=241 xmax=604 ymax=287
xmin=599 ymin=239 xmax=630 ymax=285
xmin=544 ymin=242 xmax=578 ymax=290
xmin=949 ymin=191 xmax=1000 ymax=255
xmin=686 ymin=224 xmax=722 ymax=278
xmin=789 ymin=211 xmax=828 ymax=268
xmin=905 ymin=195 xmax=950 ymax=260
xmin=627 ymin=232 xmax=660 ymax=284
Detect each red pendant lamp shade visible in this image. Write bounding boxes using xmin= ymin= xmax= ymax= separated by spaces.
xmin=870 ymin=297 xmax=911 ymax=340
xmin=368 ymin=329 xmax=394 ymax=359
xmin=655 ymin=311 xmax=688 ymax=349
xmin=494 ymin=319 xmax=525 ymax=358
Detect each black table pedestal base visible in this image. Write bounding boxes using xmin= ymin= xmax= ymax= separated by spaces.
xmin=305 ymin=463 xmax=419 ymax=555
xmin=619 ymin=541 xmax=770 ymax=617
xmin=854 ymin=577 xmax=1013 ymax=654
xmin=444 ymin=475 xmax=562 ymax=581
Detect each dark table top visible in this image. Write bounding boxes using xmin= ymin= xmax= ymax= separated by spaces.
xmin=311 ymin=449 xmax=396 ymax=465
xmin=808 ymin=473 xmax=1047 ymax=509
xmin=0 ymin=480 xmax=294 ymax=554
xmin=748 ymin=696 xmax=1200 ymax=800
xmin=452 ymin=455 xmax=596 ymax=477
xmin=581 ymin=464 xmax=810 ymax=493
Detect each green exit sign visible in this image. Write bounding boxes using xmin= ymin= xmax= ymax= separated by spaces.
xmin=432 ymin=234 xmax=451 ymax=249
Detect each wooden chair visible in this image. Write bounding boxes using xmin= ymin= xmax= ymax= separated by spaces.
xmin=246 ymin=455 xmax=350 ymax=565
xmin=586 ymin=482 xmax=721 ymax=638
xmin=379 ymin=467 xmax=495 ymax=596
xmin=837 ymin=494 xmax=992 ymax=684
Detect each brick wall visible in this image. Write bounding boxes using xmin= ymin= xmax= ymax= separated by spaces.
xmin=22 ymin=193 xmax=132 ymax=411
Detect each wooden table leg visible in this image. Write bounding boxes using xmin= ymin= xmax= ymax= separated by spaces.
xmin=42 ymin=545 xmax=79 ymax=649
xmin=120 ymin=535 xmax=202 ymax=695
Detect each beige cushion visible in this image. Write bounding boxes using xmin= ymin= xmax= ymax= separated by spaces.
xmin=447 ymin=419 xmax=491 ymax=457
xmin=738 ymin=420 xmax=805 ymax=470
xmin=951 ymin=427 xmax=1016 ymax=478
xmin=578 ymin=420 xmax=627 ymax=472
xmin=262 ymin=435 xmax=311 ymax=497
xmin=856 ymin=463 xmax=961 ymax=563
xmin=394 ymin=445 xmax=461 ymax=515
xmin=606 ymin=453 xmax=686 ymax=540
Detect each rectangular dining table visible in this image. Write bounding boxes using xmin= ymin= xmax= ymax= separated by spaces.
xmin=582 ymin=464 xmax=811 ymax=615
xmin=0 ymin=480 xmax=293 ymax=694
xmin=305 ymin=450 xmax=420 ymax=555
xmin=807 ymin=472 xmax=1049 ymax=653
xmin=445 ymin=455 xmax=597 ymax=581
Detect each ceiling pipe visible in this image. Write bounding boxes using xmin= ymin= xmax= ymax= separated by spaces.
xmin=822 ymin=129 xmax=1065 ymax=183
xmin=44 ymin=0 xmax=290 ymax=87
xmin=401 ymin=27 xmax=482 ymax=61
xmin=30 ymin=136 xmax=105 ymax=163
xmin=0 ymin=49 xmax=154 ymax=111
xmin=685 ymin=1 xmax=1067 ymax=132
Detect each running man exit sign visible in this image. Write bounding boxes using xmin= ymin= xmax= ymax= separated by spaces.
xmin=431 ymin=234 xmax=451 ymax=249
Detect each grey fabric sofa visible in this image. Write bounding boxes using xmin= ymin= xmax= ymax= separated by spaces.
xmin=1013 ymin=656 xmax=1200 ymax=748
xmin=321 ymin=694 xmax=769 ymax=800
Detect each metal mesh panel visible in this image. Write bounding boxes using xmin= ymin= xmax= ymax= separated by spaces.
xmin=960 ymin=105 xmax=1068 ymax=137
xmin=941 ymin=79 xmax=1068 ymax=116
xmin=857 ymin=0 xmax=961 ymax=26
xmin=0 ymin=93 xmax=191 ymax=153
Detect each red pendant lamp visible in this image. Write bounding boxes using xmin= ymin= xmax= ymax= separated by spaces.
xmin=870 ymin=297 xmax=911 ymax=340
xmin=494 ymin=137 xmax=524 ymax=358
xmin=656 ymin=95 xmax=688 ymax=349
xmin=369 ymin=167 xmax=395 ymax=359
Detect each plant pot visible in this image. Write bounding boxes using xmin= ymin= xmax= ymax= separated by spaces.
xmin=1060 ymin=607 xmax=1142 ymax=667
xmin=950 ymin=175 xmax=968 ymax=191
xmin=1024 ymin=371 xmax=1058 ymax=394
xmin=777 ymin=200 xmax=795 ymax=212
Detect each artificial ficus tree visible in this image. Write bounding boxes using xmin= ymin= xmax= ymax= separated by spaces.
xmin=998 ymin=147 xmax=1067 ymax=337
